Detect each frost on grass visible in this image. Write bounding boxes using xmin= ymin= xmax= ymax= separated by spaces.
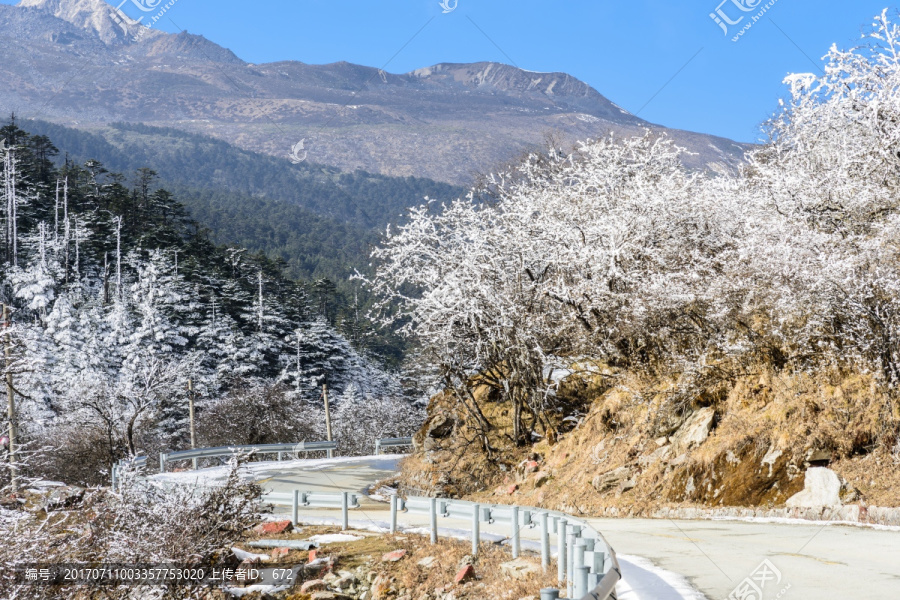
xmin=0 ymin=457 xmax=263 ymax=600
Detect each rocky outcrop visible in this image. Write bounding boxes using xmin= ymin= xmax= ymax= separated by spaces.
xmin=786 ymin=467 xmax=842 ymax=508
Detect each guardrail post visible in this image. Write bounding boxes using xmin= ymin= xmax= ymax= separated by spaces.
xmin=159 ymin=453 xmax=166 ymax=473
xmin=540 ymin=588 xmax=560 ymax=600
xmin=574 ymin=538 xmax=587 ymax=597
xmin=511 ymin=506 xmax=520 ymax=558
xmin=472 ymin=503 xmax=480 ymax=557
xmin=557 ymin=517 xmax=567 ymax=584
xmin=540 ymin=512 xmax=550 ymax=571
xmin=429 ymin=498 xmax=438 ymax=544
xmin=192 ymin=456 xmax=198 ymax=470
xmin=341 ymin=492 xmax=349 ymax=531
xmin=390 ymin=494 xmax=398 ymax=534
xmin=292 ymin=490 xmax=299 ymax=526
xmin=375 ymin=440 xmax=381 ymax=455
xmin=327 ymin=446 xmax=334 ymax=459
xmin=567 ymin=525 xmax=577 ymax=598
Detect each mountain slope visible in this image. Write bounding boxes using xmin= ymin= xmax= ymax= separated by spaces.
xmin=0 ymin=0 xmax=751 ymax=185
xmin=13 ymin=118 xmax=460 ymax=302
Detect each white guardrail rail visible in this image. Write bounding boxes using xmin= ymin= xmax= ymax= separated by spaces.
xmin=158 ymin=441 xmax=337 ymax=472
xmin=374 ymin=437 xmax=414 ymax=454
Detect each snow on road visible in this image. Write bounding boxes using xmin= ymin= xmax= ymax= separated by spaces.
xmin=617 ymin=555 xmax=709 ymax=600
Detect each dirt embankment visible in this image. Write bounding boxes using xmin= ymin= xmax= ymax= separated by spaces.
xmin=397 ymin=364 xmax=900 ymax=521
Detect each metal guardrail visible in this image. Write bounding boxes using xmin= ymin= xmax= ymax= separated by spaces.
xmin=158 ymin=441 xmax=337 ymax=472
xmin=396 ymin=495 xmax=621 ymax=600
xmin=113 ymin=442 xmax=620 ymax=599
xmin=263 ymin=489 xmax=362 ymax=531
xmin=374 ymin=437 xmax=414 ymax=454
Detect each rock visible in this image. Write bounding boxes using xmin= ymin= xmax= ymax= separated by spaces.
xmin=382 ymin=549 xmax=407 ymax=562
xmin=506 ymin=484 xmax=519 ymax=495
xmin=308 ymin=549 xmax=319 ymax=563
xmin=671 ymin=407 xmax=716 ymax=454
xmin=655 ymin=437 xmax=669 ymax=447
xmin=311 ymin=592 xmax=352 ymax=600
xmin=499 ymin=558 xmax=541 ymax=580
xmin=454 ymin=565 xmax=476 ymax=584
xmin=591 ymin=467 xmax=632 ymax=494
xmin=522 ymin=460 xmax=540 ymax=474
xmin=458 ymin=555 xmax=474 ymax=568
xmin=269 ymin=547 xmax=290 ymax=560
xmin=372 ymin=574 xmax=394 ymax=599
xmin=44 ymin=486 xmax=85 ymax=511
xmin=806 ymin=448 xmax=831 ymax=463
xmin=301 ymin=579 xmax=328 ymax=593
xmin=533 ymin=471 xmax=551 ymax=488
xmin=786 ymin=467 xmax=842 ymax=508
xmin=427 ymin=414 xmax=455 ymax=439
xmin=617 ymin=479 xmax=636 ymax=494
xmin=417 ymin=556 xmax=437 ymax=568
xmin=253 ymin=520 xmax=293 ymax=535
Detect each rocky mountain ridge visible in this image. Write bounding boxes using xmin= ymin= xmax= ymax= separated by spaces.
xmin=0 ymin=0 xmax=751 ymax=185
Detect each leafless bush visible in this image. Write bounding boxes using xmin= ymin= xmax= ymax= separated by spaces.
xmin=0 ymin=457 xmax=263 ymax=600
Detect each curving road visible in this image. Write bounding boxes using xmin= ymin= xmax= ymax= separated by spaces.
xmin=156 ymin=456 xmax=900 ymax=600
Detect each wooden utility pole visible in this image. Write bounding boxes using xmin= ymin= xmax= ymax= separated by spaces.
xmin=323 ymin=383 xmax=333 ymax=459
xmin=3 ymin=304 xmax=17 ymax=493
xmin=188 ymin=379 xmax=196 ymax=450
xmin=323 ymin=383 xmax=333 ymax=443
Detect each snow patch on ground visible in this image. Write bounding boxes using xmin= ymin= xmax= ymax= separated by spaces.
xmin=709 ymin=515 xmax=900 ymax=532
xmin=617 ymin=554 xmax=709 ymax=600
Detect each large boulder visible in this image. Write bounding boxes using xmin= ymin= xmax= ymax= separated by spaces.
xmin=591 ymin=467 xmax=633 ymax=494
xmin=671 ymin=407 xmax=716 ymax=454
xmin=786 ymin=467 xmax=842 ymax=508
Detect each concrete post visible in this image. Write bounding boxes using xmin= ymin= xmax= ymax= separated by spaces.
xmin=341 ymin=492 xmax=349 ymax=531
xmin=540 ymin=512 xmax=550 ymax=571
xmin=429 ymin=497 xmax=438 ymax=544
xmin=511 ymin=506 xmax=520 ymax=558
xmin=557 ymin=518 xmax=567 ymax=584
xmin=292 ymin=490 xmax=299 ymax=526
xmin=540 ymin=588 xmax=560 ymax=600
xmin=472 ymin=503 xmax=480 ymax=556
xmin=159 ymin=453 xmax=166 ymax=473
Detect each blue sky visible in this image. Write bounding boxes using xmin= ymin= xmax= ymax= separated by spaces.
xmin=6 ymin=0 xmax=896 ymax=142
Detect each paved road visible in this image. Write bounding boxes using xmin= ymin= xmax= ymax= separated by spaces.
xmin=157 ymin=456 xmax=900 ymax=600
